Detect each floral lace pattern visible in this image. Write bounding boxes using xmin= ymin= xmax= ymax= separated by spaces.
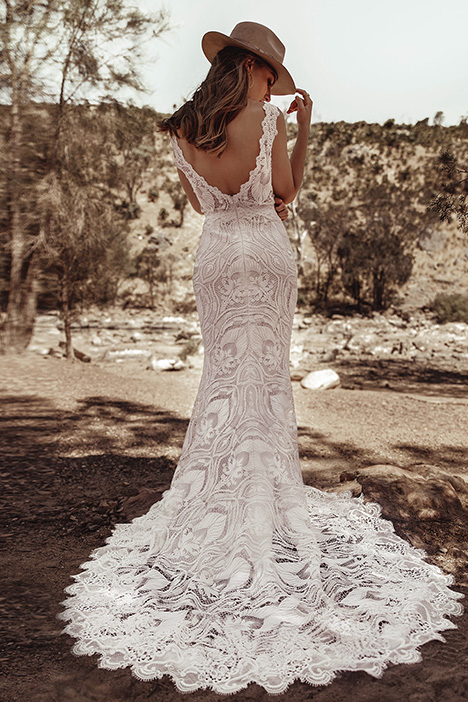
xmin=59 ymin=101 xmax=463 ymax=695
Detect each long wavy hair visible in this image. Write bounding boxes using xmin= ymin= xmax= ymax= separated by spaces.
xmin=158 ymin=46 xmax=277 ymax=156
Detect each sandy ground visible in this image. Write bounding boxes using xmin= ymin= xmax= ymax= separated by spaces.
xmin=1 ymin=353 xmax=467 ymax=702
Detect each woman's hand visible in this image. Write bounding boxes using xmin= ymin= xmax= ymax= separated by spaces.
xmin=286 ymin=88 xmax=313 ymax=128
xmin=274 ymin=196 xmax=289 ymax=221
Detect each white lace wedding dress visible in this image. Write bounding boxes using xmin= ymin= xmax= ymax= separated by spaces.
xmin=59 ymin=102 xmax=463 ymax=695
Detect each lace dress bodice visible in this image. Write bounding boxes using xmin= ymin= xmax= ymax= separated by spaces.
xmin=170 ymin=101 xmax=279 ymax=217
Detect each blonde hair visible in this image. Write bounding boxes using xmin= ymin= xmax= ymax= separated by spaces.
xmin=158 ymin=46 xmax=276 ymax=156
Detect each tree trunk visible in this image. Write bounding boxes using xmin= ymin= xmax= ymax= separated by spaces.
xmin=290 ymin=200 xmax=304 ymax=277
xmin=61 ymin=278 xmax=74 ymax=361
xmin=3 ymin=85 xmax=38 ymax=353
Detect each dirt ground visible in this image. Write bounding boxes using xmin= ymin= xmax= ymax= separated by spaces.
xmin=1 ymin=353 xmax=467 ymax=702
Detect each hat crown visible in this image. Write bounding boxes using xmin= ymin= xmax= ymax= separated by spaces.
xmin=201 ymin=22 xmax=296 ymax=95
xmin=229 ymin=22 xmax=285 ymax=64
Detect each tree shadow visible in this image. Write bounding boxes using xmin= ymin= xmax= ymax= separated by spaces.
xmin=393 ymin=442 xmax=468 ymax=474
xmin=1 ymin=390 xmax=191 ymax=702
xmin=297 ymin=425 xmax=387 ymax=488
xmin=0 ymin=394 xmax=189 ymax=459
xmin=336 ymin=357 xmax=468 ymax=398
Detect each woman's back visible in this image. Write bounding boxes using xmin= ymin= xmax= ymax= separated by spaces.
xmin=176 ymin=99 xmax=267 ymax=196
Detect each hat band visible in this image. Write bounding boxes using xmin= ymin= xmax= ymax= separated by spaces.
xmin=239 ymin=42 xmax=281 ymax=66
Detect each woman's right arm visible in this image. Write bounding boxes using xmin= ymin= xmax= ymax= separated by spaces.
xmin=176 ymin=168 xmax=203 ymax=215
xmin=272 ymin=89 xmax=312 ymax=205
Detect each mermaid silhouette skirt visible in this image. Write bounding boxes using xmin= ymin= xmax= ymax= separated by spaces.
xmin=59 ymin=102 xmax=463 ymax=694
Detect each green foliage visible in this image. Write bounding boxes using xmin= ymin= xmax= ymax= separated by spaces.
xmin=148 ymin=187 xmax=159 ymax=202
xmin=172 ymin=294 xmax=197 ymax=315
xmin=158 ymin=179 xmax=188 ymax=228
xmin=337 ymin=183 xmax=417 ymax=310
xmin=431 ymin=293 xmax=468 ymax=323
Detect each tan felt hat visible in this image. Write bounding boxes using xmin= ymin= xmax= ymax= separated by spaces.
xmin=202 ymin=21 xmax=296 ymax=96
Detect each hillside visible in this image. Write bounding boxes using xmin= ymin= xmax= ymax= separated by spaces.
xmin=1 ymin=105 xmax=467 ymax=313
xmin=124 ymin=114 xmax=468 ymax=312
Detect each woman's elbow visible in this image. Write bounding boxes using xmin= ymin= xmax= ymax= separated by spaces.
xmin=276 ymin=187 xmax=297 ymax=206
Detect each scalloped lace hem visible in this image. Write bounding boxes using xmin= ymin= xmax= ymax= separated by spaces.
xmin=59 ymin=487 xmax=464 ymax=696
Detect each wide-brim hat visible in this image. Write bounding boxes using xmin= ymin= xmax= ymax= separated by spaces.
xmin=202 ymin=21 xmax=296 ymax=96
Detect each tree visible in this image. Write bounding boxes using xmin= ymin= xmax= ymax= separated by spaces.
xmin=298 ymin=198 xmax=348 ymax=303
xmin=433 ymin=111 xmax=445 ymax=127
xmin=430 ymin=150 xmax=468 ymax=235
xmin=0 ymin=0 xmax=170 ymax=352
xmin=285 ymin=198 xmax=306 ymax=277
xmin=37 ymin=107 xmax=131 ymax=358
xmin=109 ymin=103 xmax=160 ymax=214
xmin=159 ymin=178 xmax=188 ymax=228
xmin=337 ymin=183 xmax=416 ymax=310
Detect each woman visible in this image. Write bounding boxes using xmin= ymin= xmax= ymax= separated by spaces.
xmin=59 ymin=22 xmax=462 ymax=695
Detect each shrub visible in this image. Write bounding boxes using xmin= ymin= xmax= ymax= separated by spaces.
xmin=178 ymin=338 xmax=200 ymax=361
xmin=431 ymin=293 xmax=468 ymax=323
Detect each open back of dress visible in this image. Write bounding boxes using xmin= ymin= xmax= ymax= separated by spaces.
xmin=59 ymin=101 xmax=463 ymax=696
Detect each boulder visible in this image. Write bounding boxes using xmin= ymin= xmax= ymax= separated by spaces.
xmin=301 ymin=368 xmax=340 ymax=390
xmin=147 ymin=357 xmax=186 ymax=371
xmin=102 ymin=348 xmax=152 ymax=361
xmin=339 ymin=464 xmax=468 ymax=577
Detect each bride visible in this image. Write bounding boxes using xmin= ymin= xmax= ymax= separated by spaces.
xmin=59 ymin=21 xmax=463 ymax=695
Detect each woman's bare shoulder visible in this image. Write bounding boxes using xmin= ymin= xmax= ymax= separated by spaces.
xmin=229 ymin=100 xmax=267 ymax=136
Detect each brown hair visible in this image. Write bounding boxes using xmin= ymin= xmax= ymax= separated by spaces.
xmin=158 ymin=46 xmax=277 ymax=156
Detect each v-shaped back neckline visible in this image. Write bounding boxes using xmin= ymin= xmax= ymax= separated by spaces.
xmin=171 ymin=102 xmax=271 ymax=199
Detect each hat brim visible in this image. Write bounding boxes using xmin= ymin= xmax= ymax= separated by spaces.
xmin=202 ymin=31 xmax=296 ymax=96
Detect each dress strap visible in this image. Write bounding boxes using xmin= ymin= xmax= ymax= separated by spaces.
xmin=260 ymin=102 xmax=280 ymax=156
xmin=171 ymin=135 xmax=192 ymax=177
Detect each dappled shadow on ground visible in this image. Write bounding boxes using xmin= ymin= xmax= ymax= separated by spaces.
xmin=336 ymin=358 xmax=468 ymax=398
xmin=395 ymin=442 xmax=468 ymax=473
xmin=297 ymin=423 xmax=468 ymax=487
xmin=297 ymin=426 xmax=378 ymax=483
xmin=0 ymin=394 xmax=189 ymax=459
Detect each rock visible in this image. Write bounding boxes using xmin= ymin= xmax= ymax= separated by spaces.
xmin=301 ymin=369 xmax=340 ymax=390
xmin=90 ymin=334 xmax=102 ymax=346
xmin=47 ymin=347 xmax=65 ymax=358
xmin=130 ymin=331 xmax=144 ymax=342
xmin=332 ymin=480 xmax=362 ymax=497
xmin=418 ymin=228 xmax=447 ymax=252
xmin=147 ymin=357 xmax=186 ymax=371
xmin=58 ymin=342 xmax=91 ymax=362
xmin=290 ymin=370 xmax=306 ymax=382
xmin=339 ymin=464 xmax=468 ymax=576
xmin=102 ymin=348 xmax=152 ymax=361
xmin=322 ymin=348 xmax=340 ymax=363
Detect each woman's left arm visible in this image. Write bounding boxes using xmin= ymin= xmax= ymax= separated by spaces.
xmin=272 ymin=89 xmax=313 ymax=205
